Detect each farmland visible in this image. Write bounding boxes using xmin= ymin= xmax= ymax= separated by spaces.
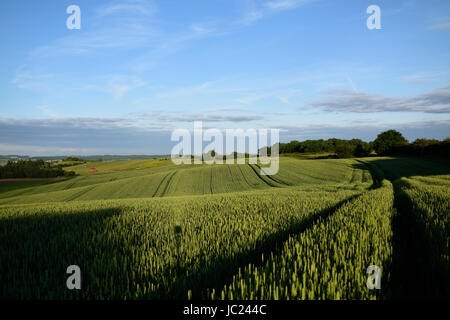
xmin=65 ymin=158 xmax=173 ymax=175
xmin=0 ymin=156 xmax=448 ymax=299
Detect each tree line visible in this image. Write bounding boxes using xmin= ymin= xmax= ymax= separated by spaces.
xmin=279 ymin=130 xmax=450 ymax=158
xmin=0 ymin=160 xmax=76 ymax=179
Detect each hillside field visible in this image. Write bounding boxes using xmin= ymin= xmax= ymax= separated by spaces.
xmin=0 ymin=156 xmax=448 ymax=299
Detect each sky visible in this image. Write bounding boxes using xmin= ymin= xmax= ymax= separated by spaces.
xmin=0 ymin=0 xmax=449 ymax=155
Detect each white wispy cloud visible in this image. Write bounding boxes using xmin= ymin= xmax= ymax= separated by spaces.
xmin=106 ymin=76 xmax=146 ymax=100
xmin=11 ymin=67 xmax=55 ymax=90
xmin=12 ymin=70 xmax=146 ymax=101
xmin=16 ymin=0 xmax=314 ymax=82
xmin=154 ymin=81 xmax=214 ymax=98
xmin=28 ymin=0 xmax=160 ymax=58
xmin=237 ymin=0 xmax=314 ymax=25
xmin=237 ymin=88 xmax=302 ymax=105
xmin=400 ymin=72 xmax=434 ymax=84
xmin=38 ymin=105 xmax=59 ymax=119
xmin=277 ymin=89 xmax=302 ymax=104
xmin=236 ymin=93 xmax=268 ymax=105
xmin=345 ymin=75 xmax=358 ymax=92
xmin=429 ymin=22 xmax=450 ymax=30
xmin=264 ymin=0 xmax=307 ymax=10
xmin=96 ymin=0 xmax=157 ymax=18
xmin=189 ymin=23 xmax=218 ymax=37
xmin=31 ymin=22 xmax=159 ymax=57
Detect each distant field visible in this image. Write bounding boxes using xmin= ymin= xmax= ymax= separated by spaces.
xmin=0 ymin=158 xmax=371 ymax=205
xmin=0 ymin=156 xmax=448 ymax=299
xmin=66 ymin=158 xmax=173 ymax=175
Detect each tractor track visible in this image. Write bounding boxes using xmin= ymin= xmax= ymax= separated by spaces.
xmin=248 ymin=164 xmax=284 ymax=188
xmin=158 ymin=171 xmax=177 ymax=197
xmin=152 ymin=171 xmax=173 ymax=197
xmin=64 ymin=186 xmax=97 ymax=202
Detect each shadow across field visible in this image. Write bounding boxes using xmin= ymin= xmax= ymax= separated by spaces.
xmin=0 ymin=207 xmax=123 ymax=299
xmin=158 ymin=194 xmax=362 ymax=299
xmin=356 ymin=156 xmax=450 ymax=180
xmin=388 ymin=179 xmax=449 ymax=299
xmin=0 ymin=194 xmax=363 ymax=300
xmin=0 ymin=178 xmax=72 ymax=195
xmin=352 ymin=156 xmax=450 ymax=299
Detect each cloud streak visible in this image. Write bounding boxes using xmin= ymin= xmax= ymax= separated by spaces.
xmin=0 ymin=112 xmax=264 ymax=156
xmin=1 ymin=117 xmax=449 ymax=156
xmin=136 ymin=112 xmax=264 ymax=122
xmin=308 ymin=86 xmax=450 ymax=113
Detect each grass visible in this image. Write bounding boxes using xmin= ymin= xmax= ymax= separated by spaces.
xmin=0 ymin=156 xmax=448 ymax=300
xmin=0 ymin=183 xmax=361 ymax=299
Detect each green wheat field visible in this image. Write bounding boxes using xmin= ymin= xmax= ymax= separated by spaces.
xmin=0 ymin=156 xmax=449 ymax=299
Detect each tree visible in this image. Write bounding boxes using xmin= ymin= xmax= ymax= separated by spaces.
xmin=0 ymin=159 xmax=75 ymax=179
xmin=411 ymin=138 xmax=439 ymax=148
xmin=335 ymin=143 xmax=355 ymax=158
xmin=373 ymin=130 xmax=408 ymax=155
xmin=354 ymin=142 xmax=371 ymax=157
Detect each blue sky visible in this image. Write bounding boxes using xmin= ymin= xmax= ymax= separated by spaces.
xmin=0 ymin=0 xmax=449 ymax=155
